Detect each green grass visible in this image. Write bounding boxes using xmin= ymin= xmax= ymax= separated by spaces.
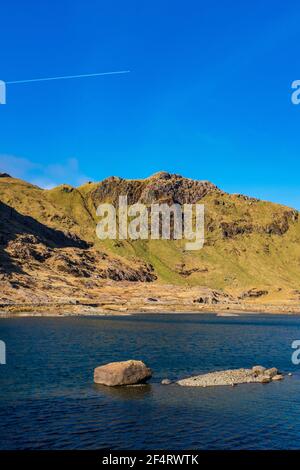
xmin=1 ymin=174 xmax=300 ymax=292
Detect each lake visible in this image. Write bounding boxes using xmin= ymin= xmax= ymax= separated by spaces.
xmin=0 ymin=314 xmax=300 ymax=449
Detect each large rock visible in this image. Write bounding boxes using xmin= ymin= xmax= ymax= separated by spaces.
xmin=94 ymin=360 xmax=152 ymax=386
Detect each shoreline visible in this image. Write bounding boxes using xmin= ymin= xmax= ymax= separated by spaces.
xmin=2 ymin=280 xmax=300 ymax=317
xmin=1 ymin=302 xmax=300 ymax=317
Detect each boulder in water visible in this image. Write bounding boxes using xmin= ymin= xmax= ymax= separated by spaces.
xmin=94 ymin=360 xmax=152 ymax=386
xmin=161 ymin=378 xmax=172 ymax=385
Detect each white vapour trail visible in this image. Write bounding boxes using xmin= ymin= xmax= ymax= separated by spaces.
xmin=6 ymin=70 xmax=130 ymax=85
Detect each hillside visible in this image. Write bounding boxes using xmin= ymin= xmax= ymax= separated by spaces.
xmin=1 ymin=171 xmax=300 ymax=314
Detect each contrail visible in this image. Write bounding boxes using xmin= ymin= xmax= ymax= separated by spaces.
xmin=6 ymin=70 xmax=130 ymax=85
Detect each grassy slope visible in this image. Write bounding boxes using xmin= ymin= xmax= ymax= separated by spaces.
xmin=1 ymin=175 xmax=300 ymax=293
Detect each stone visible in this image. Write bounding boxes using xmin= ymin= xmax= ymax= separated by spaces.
xmin=94 ymin=360 xmax=152 ymax=386
xmin=240 ymin=289 xmax=268 ymax=299
xmin=161 ymin=379 xmax=172 ymax=385
xmin=252 ymin=365 xmax=266 ymax=375
xmin=177 ymin=367 xmax=281 ymax=387
xmin=272 ymin=374 xmax=284 ymax=381
xmin=265 ymin=367 xmax=278 ymax=378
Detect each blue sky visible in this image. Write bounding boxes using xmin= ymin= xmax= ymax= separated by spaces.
xmin=0 ymin=0 xmax=300 ymax=208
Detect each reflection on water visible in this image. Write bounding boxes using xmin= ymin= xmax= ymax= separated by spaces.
xmin=93 ymin=383 xmax=153 ymax=400
xmin=1 ymin=314 xmax=300 ymax=449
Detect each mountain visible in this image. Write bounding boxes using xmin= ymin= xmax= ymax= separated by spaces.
xmin=0 ymin=171 xmax=300 ymax=314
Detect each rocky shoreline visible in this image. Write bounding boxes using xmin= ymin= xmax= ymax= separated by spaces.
xmin=1 ymin=303 xmax=300 ymax=317
xmin=1 ymin=292 xmax=300 ymax=317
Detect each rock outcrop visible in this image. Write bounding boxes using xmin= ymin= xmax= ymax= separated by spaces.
xmin=193 ymin=289 xmax=233 ymax=304
xmin=240 ymin=289 xmax=268 ymax=299
xmin=93 ymin=360 xmax=152 ymax=386
xmin=1 ymin=172 xmax=300 ymax=311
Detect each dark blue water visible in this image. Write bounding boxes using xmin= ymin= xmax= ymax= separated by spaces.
xmin=1 ymin=314 xmax=300 ymax=449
